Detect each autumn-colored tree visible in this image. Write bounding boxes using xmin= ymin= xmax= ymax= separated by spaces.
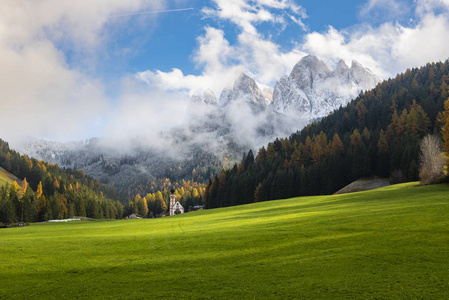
xmin=289 ymin=145 xmax=302 ymax=167
xmin=377 ymin=129 xmax=389 ymax=154
xmin=329 ymin=133 xmax=344 ymax=157
xmin=362 ymin=128 xmax=371 ymax=145
xmin=36 ymin=181 xmax=43 ymax=199
xmin=350 ymin=129 xmax=362 ymax=148
xmin=356 ymin=100 xmax=367 ymax=128
xmin=441 ymin=81 xmax=448 ymax=99
xmin=54 ymin=179 xmax=60 ymax=190
xmin=406 ymin=100 xmax=430 ymax=136
xmin=398 ymin=109 xmax=408 ymax=136
xmin=20 ymin=178 xmax=29 ymax=198
xmin=311 ymin=141 xmax=324 ymax=164
xmin=254 ymin=182 xmax=268 ymax=203
xmin=303 ymin=136 xmax=313 ymax=163
xmin=192 ymin=188 xmax=199 ymax=198
xmin=387 ymin=109 xmax=407 ymax=142
xmin=57 ymin=195 xmax=68 ymax=219
xmin=153 ymin=191 xmax=167 ymax=216
xmin=133 ymin=194 xmax=148 ymax=216
xmin=37 ymin=195 xmax=50 ymax=222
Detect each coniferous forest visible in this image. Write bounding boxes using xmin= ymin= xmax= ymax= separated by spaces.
xmin=1 ymin=60 xmax=449 ymax=221
xmin=203 ymin=60 xmax=449 ymax=208
xmin=0 ymin=140 xmax=123 ymax=223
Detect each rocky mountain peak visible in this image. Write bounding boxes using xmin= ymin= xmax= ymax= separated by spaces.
xmin=336 ymin=59 xmax=349 ymax=70
xmin=218 ymin=72 xmax=267 ymax=107
xmin=290 ymin=55 xmax=332 ymax=90
xmin=190 ymin=89 xmax=217 ymax=106
xmin=271 ymin=55 xmax=379 ymax=118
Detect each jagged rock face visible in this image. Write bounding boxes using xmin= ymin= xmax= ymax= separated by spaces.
xmin=190 ymin=88 xmax=217 ymax=106
xmin=218 ymin=73 xmax=268 ymax=107
xmin=271 ymin=55 xmax=378 ymax=118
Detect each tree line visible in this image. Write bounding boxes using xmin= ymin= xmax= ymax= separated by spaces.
xmin=203 ymin=60 xmax=449 ymax=209
xmin=124 ymin=179 xmax=205 ymax=217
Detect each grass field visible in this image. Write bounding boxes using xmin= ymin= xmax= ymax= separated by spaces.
xmin=1 ymin=183 xmax=448 ymax=299
xmin=0 ymin=167 xmax=20 ymax=188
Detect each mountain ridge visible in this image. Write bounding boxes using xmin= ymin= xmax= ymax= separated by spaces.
xmin=14 ymin=55 xmax=380 ymax=201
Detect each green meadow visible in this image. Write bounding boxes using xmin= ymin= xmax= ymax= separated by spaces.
xmin=0 ymin=167 xmax=19 ymax=188
xmin=1 ymin=183 xmax=448 ymax=299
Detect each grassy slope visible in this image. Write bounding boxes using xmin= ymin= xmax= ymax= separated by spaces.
xmin=0 ymin=183 xmax=448 ymax=299
xmin=0 ymin=167 xmax=20 ymax=188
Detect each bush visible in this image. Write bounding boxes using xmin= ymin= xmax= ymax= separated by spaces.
xmin=419 ymin=135 xmax=445 ymax=185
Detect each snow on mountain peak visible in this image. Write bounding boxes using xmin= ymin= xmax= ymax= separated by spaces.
xmin=190 ymin=89 xmax=217 ymax=106
xmin=271 ymin=55 xmax=379 ymax=118
xmin=290 ymin=55 xmax=332 ymax=88
xmin=337 ymin=59 xmax=349 ymax=70
xmin=218 ymin=72 xmax=268 ymax=107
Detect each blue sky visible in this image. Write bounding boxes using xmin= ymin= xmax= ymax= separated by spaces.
xmin=98 ymin=0 xmax=362 ymax=80
xmin=1 ymin=0 xmax=449 ymax=143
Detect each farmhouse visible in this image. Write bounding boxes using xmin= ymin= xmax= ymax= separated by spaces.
xmin=128 ymin=214 xmax=141 ymax=219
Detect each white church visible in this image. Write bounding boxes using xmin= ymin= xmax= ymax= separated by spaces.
xmin=169 ymin=189 xmax=184 ymax=216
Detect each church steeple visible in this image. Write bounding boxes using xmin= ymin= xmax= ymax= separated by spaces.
xmin=169 ymin=188 xmax=176 ymax=216
xmin=169 ymin=188 xmax=184 ymax=216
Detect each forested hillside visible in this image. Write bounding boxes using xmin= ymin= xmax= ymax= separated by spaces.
xmin=0 ymin=139 xmax=123 ymax=223
xmin=204 ymin=60 xmax=449 ymax=208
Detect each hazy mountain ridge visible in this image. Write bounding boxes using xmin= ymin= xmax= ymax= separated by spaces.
xmin=15 ymin=55 xmax=378 ymax=200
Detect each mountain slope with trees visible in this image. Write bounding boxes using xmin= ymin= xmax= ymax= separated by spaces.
xmin=204 ymin=60 xmax=449 ymax=208
xmin=0 ymin=139 xmax=123 ymax=224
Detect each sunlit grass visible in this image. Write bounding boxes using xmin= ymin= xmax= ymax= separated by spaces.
xmin=1 ymin=183 xmax=448 ymax=299
xmin=0 ymin=167 xmax=18 ymax=187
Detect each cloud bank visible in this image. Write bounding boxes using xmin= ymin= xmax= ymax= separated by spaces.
xmin=0 ymin=0 xmax=165 ymax=143
xmin=2 ymin=0 xmax=449 ymax=148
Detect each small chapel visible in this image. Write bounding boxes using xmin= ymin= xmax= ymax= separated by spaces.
xmin=169 ymin=189 xmax=184 ymax=216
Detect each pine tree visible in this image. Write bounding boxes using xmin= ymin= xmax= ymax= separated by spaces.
xmin=154 ymin=191 xmax=167 ymax=216
xmin=256 ymin=147 xmax=267 ymax=164
xmin=37 ymin=195 xmax=50 ymax=222
xmin=356 ymin=100 xmax=367 ymax=128
xmin=57 ymin=195 xmax=68 ymax=219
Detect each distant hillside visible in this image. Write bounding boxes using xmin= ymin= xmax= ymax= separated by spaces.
xmin=204 ymin=60 xmax=449 ymax=208
xmin=0 ymin=167 xmax=21 ymax=188
xmin=0 ymin=139 xmax=123 ymax=223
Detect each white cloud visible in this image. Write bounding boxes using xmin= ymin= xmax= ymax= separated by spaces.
xmin=140 ymin=0 xmax=307 ymax=97
xmin=303 ymin=2 xmax=449 ymax=78
xmin=0 ymin=0 xmax=165 ymax=143
xmin=359 ymin=0 xmax=411 ymax=22
xmin=100 ymin=77 xmax=189 ymax=151
xmin=415 ymin=0 xmax=449 ymax=16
